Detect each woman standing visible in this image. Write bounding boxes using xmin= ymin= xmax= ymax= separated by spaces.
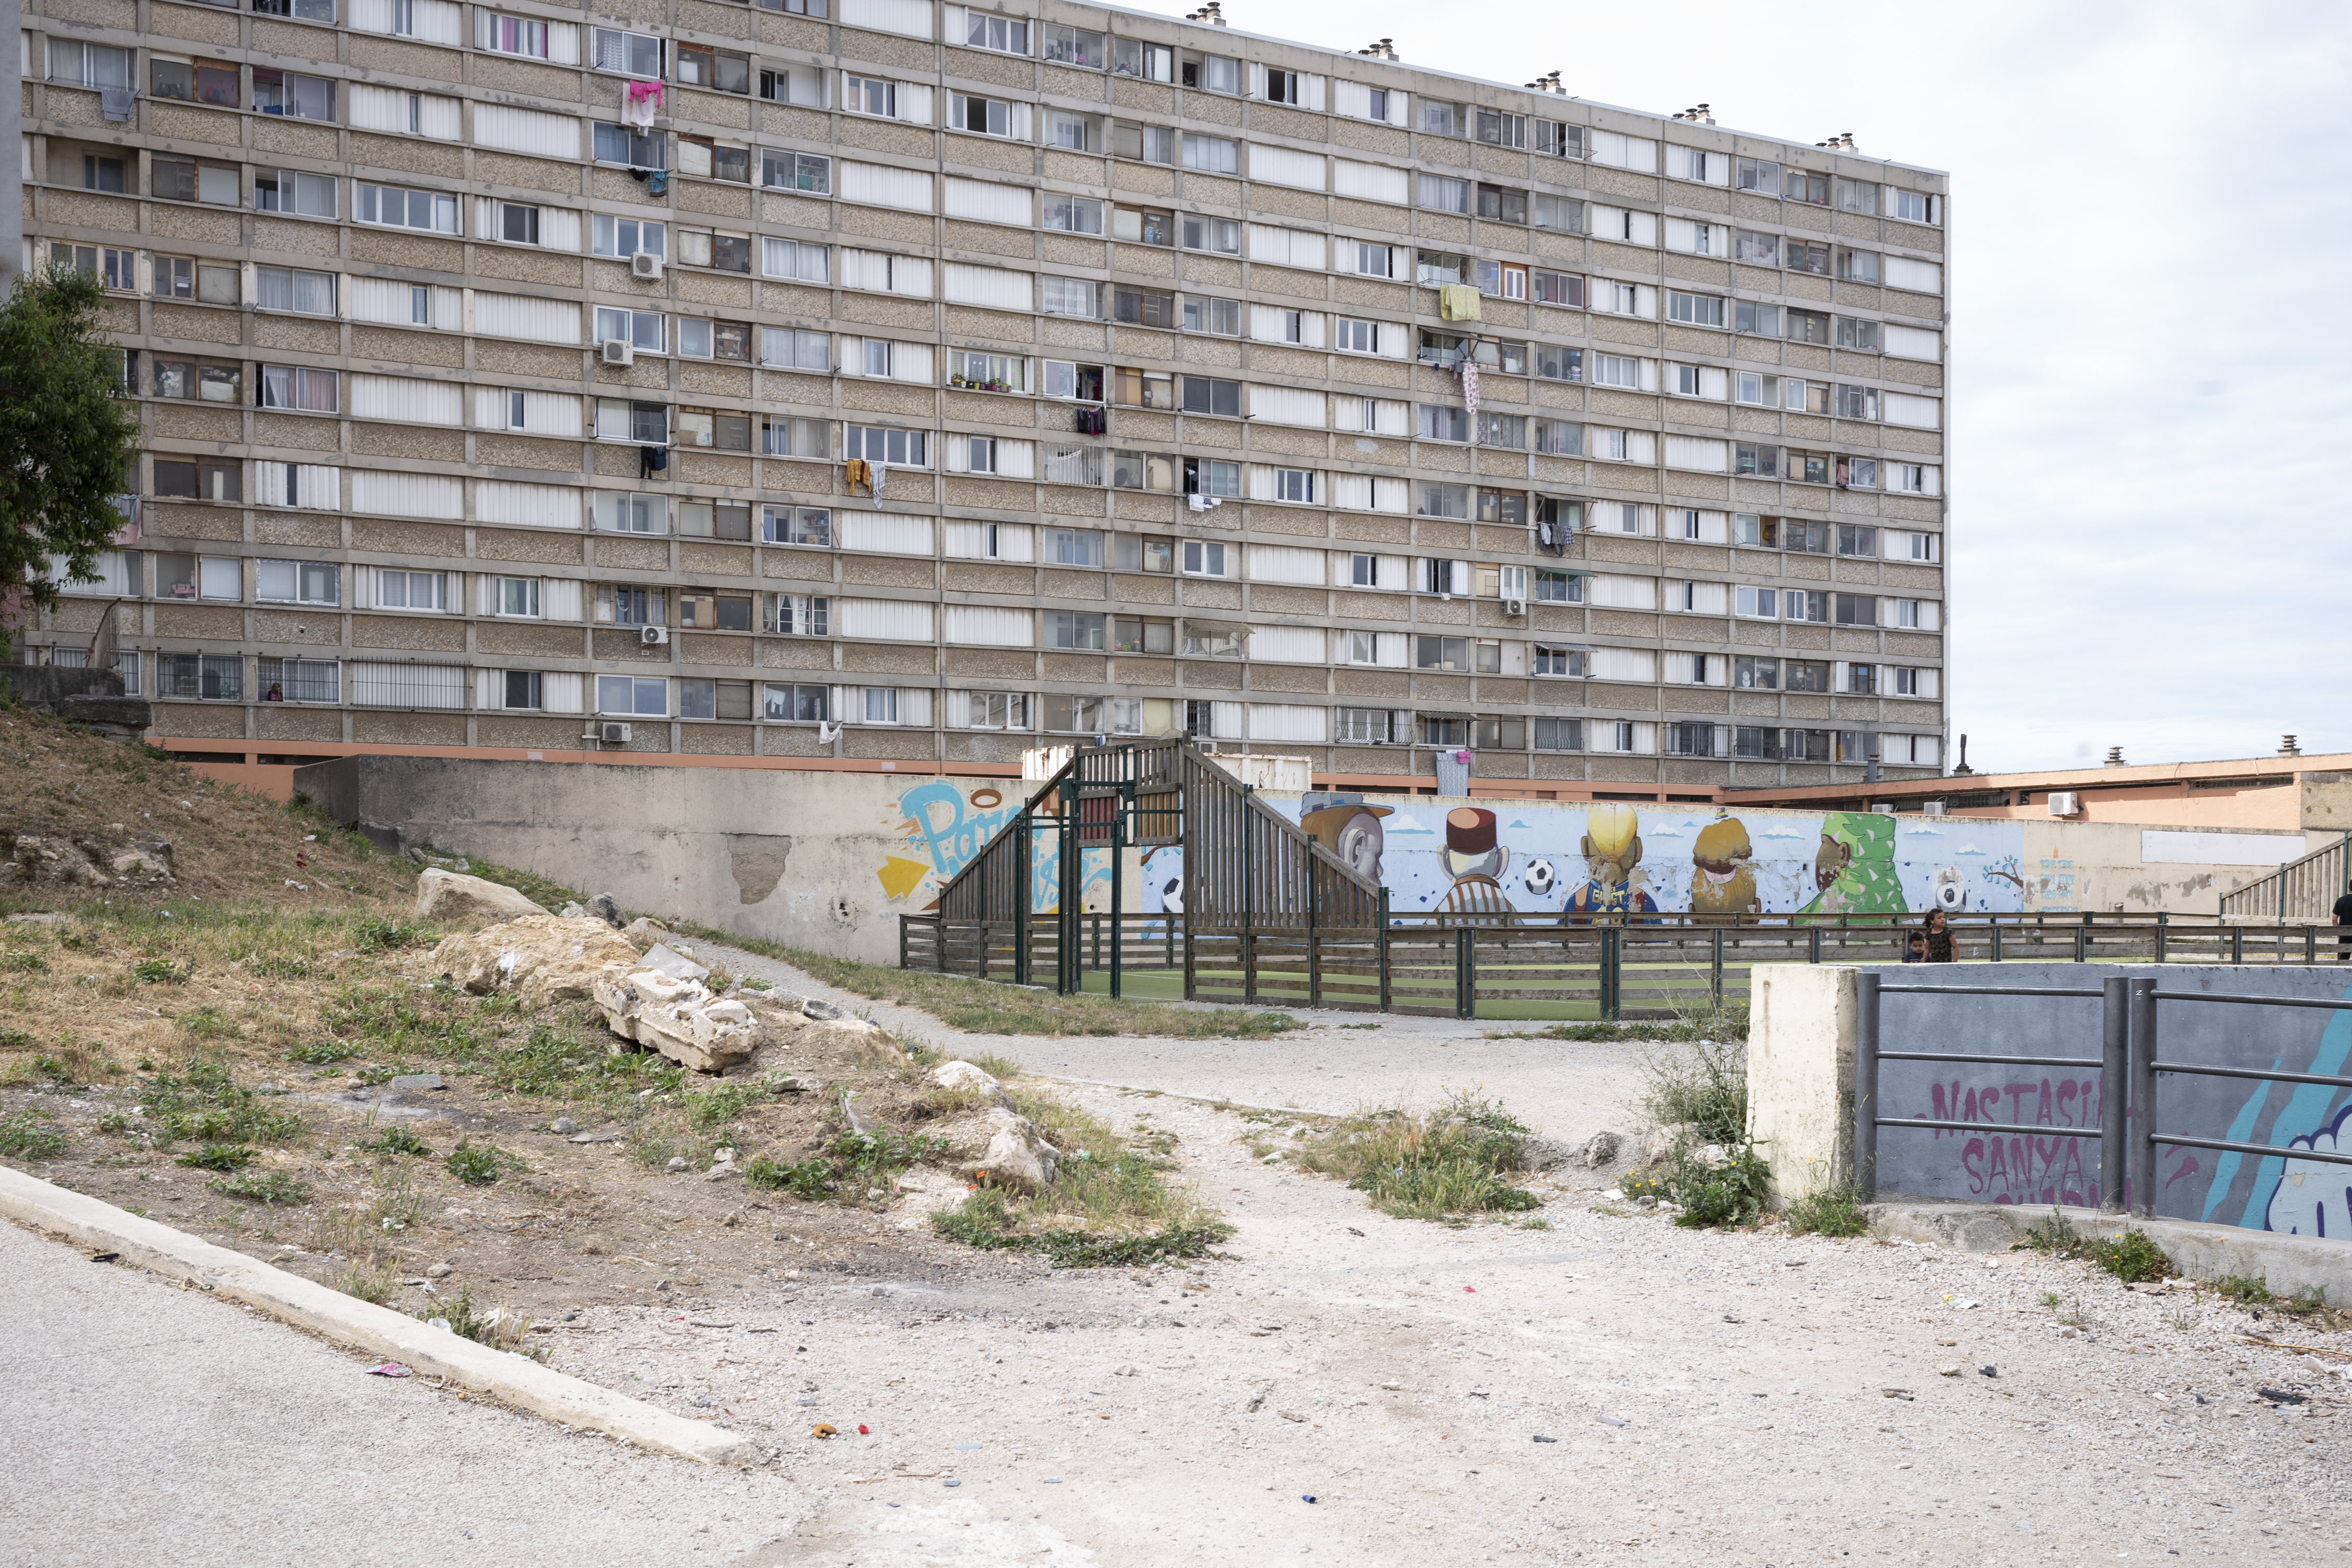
xmin=1923 ymin=907 xmax=1957 ymax=963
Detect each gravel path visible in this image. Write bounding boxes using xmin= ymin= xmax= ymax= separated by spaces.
xmin=702 ymin=942 xmax=1657 ymax=1145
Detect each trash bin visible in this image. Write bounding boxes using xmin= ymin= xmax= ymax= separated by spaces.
xmin=1434 ymin=747 xmax=1473 ymax=795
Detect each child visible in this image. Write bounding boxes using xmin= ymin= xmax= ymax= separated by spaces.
xmin=1903 ymin=930 xmax=1928 ymax=964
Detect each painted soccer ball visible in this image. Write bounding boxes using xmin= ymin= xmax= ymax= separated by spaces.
xmin=1160 ymin=877 xmax=1184 ymax=915
xmin=1932 ymin=866 xmax=1967 ymax=912
xmin=1524 ymin=859 xmax=1557 ymax=897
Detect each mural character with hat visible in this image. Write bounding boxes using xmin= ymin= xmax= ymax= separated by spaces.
xmin=1437 ymin=806 xmax=1514 ymax=925
xmin=1690 ymin=812 xmax=1762 ymax=920
xmin=1796 ymin=810 xmax=1909 ymax=919
xmin=1565 ymin=801 xmax=1658 ymax=920
xmin=1297 ymin=791 xmax=1393 ymax=882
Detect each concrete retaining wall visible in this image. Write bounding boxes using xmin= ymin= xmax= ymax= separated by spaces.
xmin=295 ymin=754 xmax=1043 ymax=964
xmin=1749 ymin=962 xmax=2352 ymax=1240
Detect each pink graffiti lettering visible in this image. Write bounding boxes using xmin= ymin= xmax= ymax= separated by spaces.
xmin=1915 ymin=1075 xmax=2103 ymax=1208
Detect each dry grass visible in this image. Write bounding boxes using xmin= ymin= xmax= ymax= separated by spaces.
xmin=1294 ymin=1091 xmax=1541 ymax=1221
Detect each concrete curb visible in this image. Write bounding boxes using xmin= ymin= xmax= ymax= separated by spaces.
xmin=0 ymin=1164 xmax=758 ymax=1465
xmin=1866 ymin=1199 xmax=2352 ymax=1303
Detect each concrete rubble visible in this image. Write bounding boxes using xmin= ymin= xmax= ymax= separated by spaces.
xmin=430 ymin=915 xmax=643 ymax=1009
xmin=0 ymin=831 xmax=175 ymax=891
xmin=413 ymin=867 xmax=545 ymax=924
xmin=592 ymin=969 xmax=760 ymax=1074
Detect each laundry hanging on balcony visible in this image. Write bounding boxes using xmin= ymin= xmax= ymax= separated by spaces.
xmin=620 ymin=80 xmax=662 ymax=129
xmin=1438 ymin=283 xmax=1482 ymax=322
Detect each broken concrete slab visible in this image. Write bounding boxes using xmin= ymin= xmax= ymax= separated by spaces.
xmin=637 ymin=943 xmax=711 ymax=984
xmin=593 ymin=970 xmax=758 ymax=1074
xmin=430 ymin=915 xmax=641 ymax=1009
xmin=413 ymin=868 xmax=544 ymax=924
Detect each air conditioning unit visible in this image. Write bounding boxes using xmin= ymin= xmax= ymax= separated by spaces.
xmin=1922 ymin=800 xmax=1949 ymax=816
xmin=1503 ymin=597 xmax=1527 ymax=617
xmin=599 ymin=338 xmax=634 ymax=367
xmin=2048 ymin=791 xmax=2081 ymax=817
xmin=639 ymin=625 xmax=670 ymax=646
xmin=598 ymin=722 xmax=632 ymax=744
xmin=630 ymin=252 xmax=665 ymax=281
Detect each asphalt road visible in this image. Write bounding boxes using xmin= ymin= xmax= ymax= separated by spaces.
xmin=0 ymin=1218 xmax=801 ymax=1568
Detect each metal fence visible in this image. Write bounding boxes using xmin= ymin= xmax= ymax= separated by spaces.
xmin=900 ymin=907 xmax=2352 ymax=1022
xmin=1854 ymin=972 xmax=2352 ymax=1214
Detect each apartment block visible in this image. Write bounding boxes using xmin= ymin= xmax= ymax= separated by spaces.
xmin=17 ymin=0 xmax=1951 ymax=791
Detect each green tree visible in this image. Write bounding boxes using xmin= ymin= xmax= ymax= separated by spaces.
xmin=0 ymin=263 xmax=143 ymax=659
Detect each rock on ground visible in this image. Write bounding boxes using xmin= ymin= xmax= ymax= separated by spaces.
xmin=413 ymin=867 xmax=544 ymax=924
xmin=929 ymin=1060 xmax=1002 ymax=1094
xmin=928 ymin=1106 xmax=1060 ymax=1192
xmin=429 ymin=915 xmax=642 ymax=1009
xmin=594 ymin=969 xmax=760 ymax=1073
xmin=0 ymin=831 xmax=176 ymax=891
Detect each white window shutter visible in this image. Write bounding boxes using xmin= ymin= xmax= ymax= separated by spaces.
xmin=545 ymin=579 xmax=582 ymax=621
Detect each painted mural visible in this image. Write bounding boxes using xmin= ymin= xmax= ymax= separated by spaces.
xmin=874 ymin=779 xmax=1110 ymax=913
xmin=1141 ymin=797 xmax=2030 ymax=921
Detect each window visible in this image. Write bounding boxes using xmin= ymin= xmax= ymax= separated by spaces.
xmin=593 ymin=216 xmax=666 ymax=260
xmin=1475 ymin=184 xmax=1527 ymax=224
xmin=1042 ymin=195 xmax=1103 ymax=234
xmin=1416 ymin=405 xmax=1469 ymax=443
xmin=592 ymin=494 xmax=666 ymax=536
xmin=591 ymin=26 xmax=661 ymax=77
xmin=1181 ymin=459 xmax=1240 ymax=500
xmin=952 ymin=92 xmax=1018 ymax=137
xmin=1785 ymin=170 xmax=1830 ymax=206
xmin=252 ymin=68 xmax=336 ymax=122
xmin=49 ymin=243 xmax=135 ymax=290
xmin=480 ymin=10 xmax=552 ymax=59
xmin=1113 ymin=122 xmax=1176 ymax=164
xmin=762 ymin=238 xmax=832 ymax=284
xmin=1416 ymin=484 xmax=1470 ymax=522
xmin=845 ymin=74 xmax=899 ymax=117
xmin=594 ymin=307 xmax=666 ymax=352
xmin=1534 ymin=644 xmax=1586 ymax=677
xmin=255 ymin=170 xmax=337 ymax=219
xmin=1177 ymin=538 xmax=1231 ymax=579
xmin=1785 ymin=308 xmax=1831 ymax=345
xmin=258 ymin=364 xmax=338 ymax=413
xmin=356 ymin=181 xmax=458 ymax=235
xmin=1041 ymin=361 xmax=1104 ymax=402
xmin=595 ymin=675 xmax=668 ymax=717
xmin=254 ymin=267 xmax=336 ymax=316
xmin=1531 ymin=193 xmax=1584 ymax=233
xmin=158 ymin=652 xmax=245 ymax=701
xmin=763 ymin=589 xmax=831 ymax=637
xmin=1837 ymin=247 xmax=1882 ymax=285
xmin=1835 ymin=384 xmax=1881 ymax=422
xmin=592 ymin=123 xmax=663 ymax=167
xmin=150 ymin=55 xmax=239 ymax=106
xmin=1115 ymin=368 xmax=1174 ymax=409
xmin=1475 ymin=108 xmax=1527 ymax=149
xmin=1045 ymin=110 xmax=1095 ymax=152
xmin=51 ymin=39 xmax=133 ymax=89
xmin=677 ymin=591 xmax=754 ymax=631
xmin=964 ymin=9 xmax=1029 ymax=53
xmin=1666 ymin=291 xmax=1725 ymax=328
xmin=675 ymin=407 xmax=752 ymax=452
xmin=760 ymin=506 xmax=832 ymax=548
xmin=1044 ymin=22 xmax=1104 ymax=68
xmin=1529 ymin=270 xmax=1585 ymax=311
xmin=676 ymin=319 xmax=754 ymax=362
xmin=1181 ymin=133 xmax=1238 ymax=174
xmin=1331 ymin=708 xmax=1402 ymax=745
xmin=1112 ymin=533 xmax=1174 ymax=573
xmin=1115 ymin=286 xmax=1177 ymax=329
xmin=1043 ymin=610 xmax=1106 ymax=651
xmin=1037 ymin=527 xmax=1103 ymax=568
xmin=844 ymin=425 xmax=929 ymax=467
xmin=1180 ymin=377 xmax=1242 ymax=418
xmin=151 ymin=157 xmax=240 ymax=206
xmin=676 ymin=45 xmax=751 ymax=95
xmin=1113 ymin=38 xmax=1173 ymax=82
xmin=1417 ymin=174 xmax=1469 ymax=214
xmin=1835 ymin=179 xmax=1880 ymax=216
xmin=763 ymin=681 xmax=832 ymax=721
xmin=1183 ymin=54 xmax=1239 ymax=93
xmin=760 ymin=149 xmax=831 ymax=193
xmin=678 ymin=138 xmax=752 ymax=185
xmin=1180 ymin=215 xmax=1241 ymax=255
xmin=258 ymin=658 xmax=339 ymax=705
xmin=1476 ymin=413 xmax=1526 ymax=450
xmin=1040 ymin=277 xmax=1099 ymax=319
xmin=257 ymin=559 xmax=340 ymax=606
xmin=1112 ymin=206 xmax=1174 ymax=247
xmin=675 ymin=228 xmax=753 ymax=273
xmin=1890 ymin=189 xmax=1939 ymax=225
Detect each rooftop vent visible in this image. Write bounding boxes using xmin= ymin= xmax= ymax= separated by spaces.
xmin=1356 ymin=37 xmax=1398 ymax=60
xmin=1670 ymin=103 xmax=1715 ymax=124
xmin=1185 ymin=2 xmax=1227 ymax=25
xmin=1522 ymin=70 xmax=1565 ymax=95
xmin=2104 ymin=746 xmax=2127 ymax=767
xmin=2281 ymin=734 xmax=2303 ymax=756
xmin=1815 ymin=131 xmax=1858 ymax=150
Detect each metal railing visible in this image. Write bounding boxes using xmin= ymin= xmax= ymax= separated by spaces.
xmin=1854 ymin=972 xmax=2352 ymax=1214
xmin=2216 ymin=832 xmax=2351 ymax=923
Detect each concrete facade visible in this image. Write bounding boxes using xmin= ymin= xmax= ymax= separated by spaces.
xmin=20 ymin=0 xmax=1949 ymax=797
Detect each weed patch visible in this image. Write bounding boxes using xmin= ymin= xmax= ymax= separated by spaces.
xmin=444 ymin=1139 xmax=523 ymax=1186
xmin=935 ymin=1188 xmax=1233 ymax=1266
xmin=420 ymin=1286 xmax=540 ymax=1358
xmin=2014 ymin=1209 xmax=2176 ymax=1284
xmin=177 ymin=1143 xmax=254 ymax=1171
xmin=139 ymin=1061 xmax=305 ymax=1146
xmin=353 ymin=918 xmax=426 ymax=951
xmin=0 ymin=1112 xmax=66 ymax=1158
xmin=332 ymin=1258 xmax=398 ymax=1305
xmin=1784 ymin=1181 xmax=1872 ymax=1238
xmin=206 ymin=1170 xmax=312 ymax=1205
xmin=1296 ymin=1091 xmax=1540 ymax=1221
xmin=363 ymin=1126 xmax=433 ymax=1157
xmin=130 ymin=958 xmax=191 ymax=985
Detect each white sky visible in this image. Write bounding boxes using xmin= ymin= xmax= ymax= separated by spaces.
xmin=1122 ymin=1 xmax=2352 ymax=772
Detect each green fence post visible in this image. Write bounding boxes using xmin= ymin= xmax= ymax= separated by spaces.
xmin=1604 ymin=926 xmax=1621 ymax=1021
xmin=2153 ymin=911 xmax=2166 ymax=965
xmin=1377 ymin=886 xmax=1392 ymax=1013
xmin=1808 ymin=926 xmax=1821 ymax=964
xmin=1456 ymin=926 xmax=1474 ymax=1020
xmin=1711 ymin=926 xmax=1724 ymax=1009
